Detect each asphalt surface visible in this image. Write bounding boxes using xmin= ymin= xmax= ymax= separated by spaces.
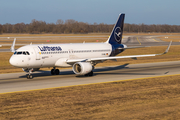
xmin=0 ymin=61 xmax=180 ymax=93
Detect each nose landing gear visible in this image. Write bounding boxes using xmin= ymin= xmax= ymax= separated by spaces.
xmin=25 ymin=67 xmax=60 ymax=79
xmin=27 ymin=69 xmax=33 ymax=79
xmin=27 ymin=74 xmax=33 ymax=79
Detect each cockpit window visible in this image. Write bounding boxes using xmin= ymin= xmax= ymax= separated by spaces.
xmin=26 ymin=51 xmax=30 ymax=55
xmin=23 ymin=52 xmax=26 ymax=55
xmin=14 ymin=51 xmax=30 ymax=55
xmin=17 ymin=52 xmax=22 ymax=55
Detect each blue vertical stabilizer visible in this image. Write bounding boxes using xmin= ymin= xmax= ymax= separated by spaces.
xmin=107 ymin=14 xmax=125 ymax=45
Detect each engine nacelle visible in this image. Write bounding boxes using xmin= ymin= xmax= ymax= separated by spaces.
xmin=22 ymin=68 xmax=40 ymax=73
xmin=73 ymin=62 xmax=93 ymax=75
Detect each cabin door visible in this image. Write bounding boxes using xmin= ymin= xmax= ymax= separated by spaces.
xmin=33 ymin=47 xmax=41 ymax=60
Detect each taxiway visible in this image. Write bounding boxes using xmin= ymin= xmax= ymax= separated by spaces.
xmin=0 ymin=61 xmax=180 ymax=93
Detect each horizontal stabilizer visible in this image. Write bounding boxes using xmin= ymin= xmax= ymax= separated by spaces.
xmin=118 ymin=46 xmax=150 ymax=50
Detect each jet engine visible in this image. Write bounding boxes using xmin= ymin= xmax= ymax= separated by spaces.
xmin=73 ymin=62 xmax=93 ymax=75
xmin=22 ymin=68 xmax=40 ymax=73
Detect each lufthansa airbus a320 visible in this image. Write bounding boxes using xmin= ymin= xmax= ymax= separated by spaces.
xmin=9 ymin=14 xmax=172 ymax=79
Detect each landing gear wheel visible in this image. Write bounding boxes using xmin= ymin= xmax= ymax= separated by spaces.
xmin=85 ymin=71 xmax=93 ymax=76
xmin=29 ymin=75 xmax=33 ymax=79
xmin=27 ymin=74 xmax=33 ymax=79
xmin=89 ymin=71 xmax=93 ymax=76
xmin=55 ymin=69 xmax=59 ymax=75
xmin=51 ymin=69 xmax=60 ymax=75
xmin=51 ymin=69 xmax=55 ymax=75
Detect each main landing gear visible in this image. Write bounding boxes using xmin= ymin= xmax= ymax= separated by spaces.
xmin=85 ymin=71 xmax=93 ymax=76
xmin=51 ymin=67 xmax=60 ymax=75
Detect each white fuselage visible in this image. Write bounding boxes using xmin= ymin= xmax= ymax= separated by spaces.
xmin=9 ymin=43 xmax=112 ymax=68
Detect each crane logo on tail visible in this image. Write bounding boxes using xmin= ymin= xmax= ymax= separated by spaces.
xmin=114 ymin=27 xmax=122 ymax=42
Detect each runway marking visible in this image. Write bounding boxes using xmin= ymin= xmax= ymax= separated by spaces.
xmin=153 ymin=39 xmax=159 ymax=42
xmin=136 ymin=37 xmax=141 ymax=45
xmin=1 ymin=74 xmax=180 ymax=95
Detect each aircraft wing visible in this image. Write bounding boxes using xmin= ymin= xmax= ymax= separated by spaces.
xmin=67 ymin=41 xmax=172 ymax=64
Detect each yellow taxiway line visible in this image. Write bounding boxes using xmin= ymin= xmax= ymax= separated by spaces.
xmin=149 ymin=37 xmax=159 ymax=42
xmin=136 ymin=37 xmax=141 ymax=45
xmin=153 ymin=38 xmax=159 ymax=42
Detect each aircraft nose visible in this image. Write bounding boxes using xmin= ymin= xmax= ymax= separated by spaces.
xmin=9 ymin=55 xmax=18 ymax=67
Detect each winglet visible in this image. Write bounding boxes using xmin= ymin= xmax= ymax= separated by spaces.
xmin=10 ymin=38 xmax=16 ymax=52
xmin=163 ymin=41 xmax=172 ymax=54
xmin=157 ymin=41 xmax=172 ymax=55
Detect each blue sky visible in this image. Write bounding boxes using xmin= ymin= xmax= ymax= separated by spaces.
xmin=0 ymin=0 xmax=179 ymax=25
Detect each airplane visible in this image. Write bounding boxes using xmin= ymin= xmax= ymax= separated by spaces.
xmin=9 ymin=13 xmax=172 ymax=79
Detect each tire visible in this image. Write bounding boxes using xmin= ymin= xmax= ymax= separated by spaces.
xmin=27 ymin=74 xmax=29 ymax=79
xmin=29 ymin=75 xmax=33 ymax=79
xmin=27 ymin=74 xmax=33 ymax=79
xmin=89 ymin=71 xmax=93 ymax=76
xmin=55 ymin=69 xmax=59 ymax=75
xmin=85 ymin=71 xmax=93 ymax=76
xmin=51 ymin=69 xmax=55 ymax=75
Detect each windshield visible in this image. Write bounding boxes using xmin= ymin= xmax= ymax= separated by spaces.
xmin=14 ymin=51 xmax=30 ymax=55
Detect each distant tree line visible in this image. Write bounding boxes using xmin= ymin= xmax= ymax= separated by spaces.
xmin=0 ymin=19 xmax=180 ymax=34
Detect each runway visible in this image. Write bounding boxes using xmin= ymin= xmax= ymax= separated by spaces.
xmin=1 ymin=35 xmax=180 ymax=52
xmin=0 ymin=61 xmax=180 ymax=93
